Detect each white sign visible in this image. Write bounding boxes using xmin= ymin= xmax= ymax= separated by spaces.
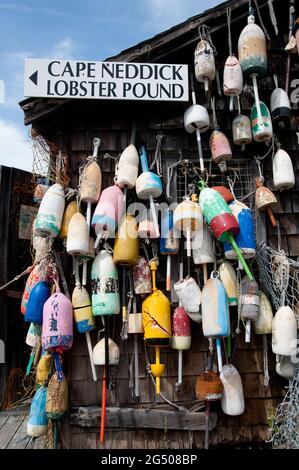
xmin=19 ymin=205 xmax=38 ymax=240
xmin=24 ymin=59 xmax=189 ymax=102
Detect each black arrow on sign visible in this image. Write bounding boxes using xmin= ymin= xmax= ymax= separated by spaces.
xmin=29 ymin=71 xmax=38 ymax=86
